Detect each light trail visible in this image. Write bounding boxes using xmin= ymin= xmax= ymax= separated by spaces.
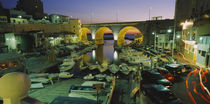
xmin=186 ymin=68 xmax=210 ymax=104
xmin=186 ymin=69 xmax=198 ymax=104
xmin=177 ymin=51 xmax=209 ymax=103
xmin=199 ymin=68 xmax=210 ymax=101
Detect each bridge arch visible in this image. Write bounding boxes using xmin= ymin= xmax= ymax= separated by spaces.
xmin=117 ymin=26 xmax=141 ymax=46
xmin=80 ymin=27 xmax=91 ymax=42
xmin=95 ymin=27 xmax=112 ymax=45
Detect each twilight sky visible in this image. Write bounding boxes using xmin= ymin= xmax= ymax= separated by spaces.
xmin=0 ymin=0 xmax=176 ymax=24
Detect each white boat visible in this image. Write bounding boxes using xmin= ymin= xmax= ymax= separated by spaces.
xmin=30 ymin=78 xmax=49 ymax=84
xmin=30 ymin=83 xmax=44 ymax=89
xmin=119 ymin=63 xmax=130 ymax=75
xmin=95 ymin=74 xmax=107 ymax=81
xmin=29 ymin=73 xmax=49 ymax=78
xmin=108 ymin=64 xmax=120 ymax=74
xmin=83 ymin=74 xmax=94 ymax=80
xmin=58 ymin=72 xmax=74 ymax=79
xmin=59 ymin=58 xmax=75 ymax=72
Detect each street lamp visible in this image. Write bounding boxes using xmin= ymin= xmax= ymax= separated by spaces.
xmin=176 ymin=35 xmax=180 ymax=39
xmin=167 ymin=29 xmax=172 ymax=33
xmin=153 ymin=31 xmax=157 ymax=50
xmin=199 ymin=37 xmax=203 ymax=40
xmin=18 ymin=15 xmax=22 ymax=19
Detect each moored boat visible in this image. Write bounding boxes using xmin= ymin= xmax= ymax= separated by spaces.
xmin=108 ymin=64 xmax=120 ymax=74
xmin=59 ymin=58 xmax=75 ymax=72
xmin=119 ymin=63 xmax=130 ymax=75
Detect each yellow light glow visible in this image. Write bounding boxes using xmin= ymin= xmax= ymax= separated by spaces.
xmin=181 ymin=20 xmax=193 ymax=30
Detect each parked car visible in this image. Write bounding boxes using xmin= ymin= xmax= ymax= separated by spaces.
xmin=155 ymin=67 xmax=175 ymax=82
xmin=182 ymin=64 xmax=195 ymax=73
xmin=165 ymin=64 xmax=184 ymax=76
xmin=141 ymin=70 xmax=172 ymax=88
xmin=141 ymin=84 xmax=183 ymax=104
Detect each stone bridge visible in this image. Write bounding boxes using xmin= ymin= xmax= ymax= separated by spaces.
xmin=81 ymin=19 xmax=174 ymax=46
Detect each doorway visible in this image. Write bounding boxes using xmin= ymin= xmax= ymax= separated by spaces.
xmin=206 ymin=55 xmax=210 ymax=67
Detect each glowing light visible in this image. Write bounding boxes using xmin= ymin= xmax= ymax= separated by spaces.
xmin=114 ymin=34 xmax=118 ymax=40
xmin=167 ymin=29 xmax=172 ymax=33
xmin=18 ymin=15 xmax=22 ymax=18
xmin=181 ymin=20 xmax=193 ymax=30
xmin=194 ymin=45 xmax=197 ymax=49
xmin=11 ymin=38 xmax=15 ymax=41
xmin=92 ymin=33 xmax=95 ymax=39
xmin=152 ymin=32 xmax=155 ymax=35
xmin=176 ymin=35 xmax=180 ymax=39
xmin=200 ymin=37 xmax=203 ymax=41
xmin=92 ymin=50 xmax=96 ymax=59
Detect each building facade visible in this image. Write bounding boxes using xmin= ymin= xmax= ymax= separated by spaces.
xmin=16 ymin=0 xmax=45 ymax=19
xmin=175 ymin=0 xmax=210 ymax=25
xmin=175 ymin=0 xmax=210 ymax=68
xmin=49 ymin=14 xmax=69 ymax=24
xmin=195 ymin=19 xmax=210 ymax=68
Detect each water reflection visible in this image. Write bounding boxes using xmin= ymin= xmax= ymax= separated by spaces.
xmin=113 ymin=51 xmax=118 ymax=63
xmin=83 ymin=40 xmax=132 ymax=65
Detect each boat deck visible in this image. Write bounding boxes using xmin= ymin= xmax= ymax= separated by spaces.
xmin=29 ymin=78 xmax=85 ymax=103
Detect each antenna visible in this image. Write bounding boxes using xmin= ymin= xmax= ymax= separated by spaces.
xmin=116 ymin=9 xmax=119 ymax=22
xmin=149 ymin=6 xmax=152 ymax=21
xmin=91 ymin=12 xmax=94 ymax=24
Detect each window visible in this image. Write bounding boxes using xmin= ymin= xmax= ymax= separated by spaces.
xmin=201 ymin=51 xmax=206 ymax=57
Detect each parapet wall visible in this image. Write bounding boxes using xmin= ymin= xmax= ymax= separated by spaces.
xmin=0 ymin=24 xmax=74 ymax=34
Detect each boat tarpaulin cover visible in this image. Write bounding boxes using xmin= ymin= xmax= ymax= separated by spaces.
xmin=50 ymin=96 xmax=97 ymax=104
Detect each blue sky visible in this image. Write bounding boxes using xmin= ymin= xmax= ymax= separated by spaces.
xmin=0 ymin=0 xmax=176 ymax=23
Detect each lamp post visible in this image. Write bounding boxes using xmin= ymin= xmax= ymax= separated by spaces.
xmin=152 ymin=32 xmax=156 ymax=50
xmin=172 ymin=25 xmax=176 ymax=57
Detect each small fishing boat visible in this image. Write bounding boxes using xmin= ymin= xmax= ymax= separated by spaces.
xmin=59 ymin=58 xmax=75 ymax=72
xmin=108 ymin=64 xmax=120 ymax=74
xmin=58 ymin=72 xmax=74 ymax=79
xmin=83 ymin=74 xmax=94 ymax=80
xmin=119 ymin=63 xmax=130 ymax=75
